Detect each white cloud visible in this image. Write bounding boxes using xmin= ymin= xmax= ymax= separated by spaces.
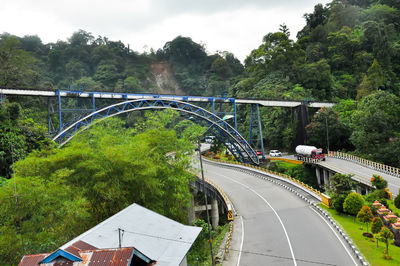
xmin=0 ymin=0 xmax=331 ymax=61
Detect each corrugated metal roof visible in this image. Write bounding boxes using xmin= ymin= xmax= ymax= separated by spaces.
xmin=82 ymin=247 xmax=133 ymax=266
xmin=18 ymin=254 xmax=48 ymax=266
xmin=60 ymin=203 xmax=202 ymax=266
xmin=19 ymin=247 xmax=137 ymax=266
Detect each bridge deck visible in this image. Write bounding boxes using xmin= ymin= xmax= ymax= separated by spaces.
xmin=285 ymin=155 xmax=400 ymax=196
xmin=0 ymin=88 xmax=335 ymax=107
xmin=320 ymin=157 xmax=400 ymax=196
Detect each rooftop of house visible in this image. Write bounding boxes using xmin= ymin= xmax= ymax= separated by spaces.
xmin=19 ymin=203 xmax=201 ymax=266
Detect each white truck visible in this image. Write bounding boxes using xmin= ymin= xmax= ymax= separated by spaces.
xmin=295 ymin=145 xmax=325 ymax=161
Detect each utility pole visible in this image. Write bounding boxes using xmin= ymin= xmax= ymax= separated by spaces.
xmin=198 ymin=138 xmax=215 ymax=266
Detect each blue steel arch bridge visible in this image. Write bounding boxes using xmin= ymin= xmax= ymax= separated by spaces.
xmin=0 ymin=88 xmax=335 ymax=165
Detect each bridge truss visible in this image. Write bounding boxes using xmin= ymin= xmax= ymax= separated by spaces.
xmin=52 ymin=98 xmax=260 ymax=165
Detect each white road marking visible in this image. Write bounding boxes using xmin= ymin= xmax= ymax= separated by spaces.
xmin=237 ymin=215 xmax=244 ymax=266
xmin=210 ymin=170 xmax=298 ymax=266
xmin=309 ymin=207 xmax=358 ymax=266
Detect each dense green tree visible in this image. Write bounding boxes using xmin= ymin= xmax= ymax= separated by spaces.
xmin=371 ymin=217 xmax=383 ymax=247
xmin=350 ymin=91 xmax=400 ymax=155
xmin=327 ymin=173 xmax=357 ymax=196
xmin=357 ymin=59 xmax=386 ymax=98
xmin=357 ymin=205 xmax=374 ymax=232
xmin=0 ymin=174 xmax=91 ymax=265
xmin=343 ymin=192 xmax=365 ymax=215
xmin=0 ymin=102 xmax=51 ymax=178
xmin=379 ymin=227 xmax=394 ymax=256
xmin=0 ymin=36 xmax=37 ymax=87
xmin=307 ymin=108 xmax=353 ymax=151
xmin=394 ymin=189 xmax=400 ymax=209
xmin=333 ymin=194 xmax=347 ymax=213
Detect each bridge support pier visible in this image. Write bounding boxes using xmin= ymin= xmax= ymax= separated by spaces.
xmin=188 ymin=195 xmax=195 ymax=225
xmin=315 ymin=168 xmax=322 ymax=186
xmin=211 ymin=199 xmax=219 ymax=230
xmin=323 ymin=169 xmax=329 ymax=188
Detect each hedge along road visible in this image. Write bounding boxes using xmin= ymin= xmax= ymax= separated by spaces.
xmin=201 ymin=162 xmax=359 ymax=266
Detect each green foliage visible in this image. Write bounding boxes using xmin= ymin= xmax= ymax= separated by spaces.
xmin=357 ymin=206 xmax=374 ymax=232
xmin=0 ymin=36 xmax=37 ymax=88
xmin=333 ymin=194 xmax=347 ymax=213
xmin=350 ymin=91 xmax=400 ymax=156
xmin=394 ymin=190 xmax=400 ymax=209
xmin=0 ymin=101 xmax=52 ymax=178
xmin=327 ymin=173 xmax=356 ymax=197
xmin=0 ymin=111 xmax=197 ymax=264
xmin=365 ymin=189 xmax=388 ymax=206
xmin=371 ymin=174 xmax=388 ymax=189
xmin=343 ymin=192 xmax=365 ymax=215
xmin=269 ymin=162 xmax=319 ymax=189
xmin=371 ymin=217 xmax=384 ymax=234
xmin=379 ymin=227 xmax=394 ymax=256
xmin=307 ymin=108 xmax=353 ymax=151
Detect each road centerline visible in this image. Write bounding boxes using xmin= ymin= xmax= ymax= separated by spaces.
xmin=209 ymin=170 xmax=298 ymax=266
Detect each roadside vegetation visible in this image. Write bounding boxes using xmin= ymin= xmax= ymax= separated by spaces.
xmin=323 ymin=174 xmax=400 ymax=264
xmin=0 ymin=110 xmax=205 ymax=265
xmin=187 ymin=220 xmax=230 ymax=266
xmin=269 ymin=161 xmax=320 ymax=189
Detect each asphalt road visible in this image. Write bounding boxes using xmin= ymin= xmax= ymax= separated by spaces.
xmin=203 ymin=162 xmax=359 ymax=266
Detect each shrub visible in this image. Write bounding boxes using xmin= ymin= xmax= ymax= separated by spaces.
xmin=394 ymin=191 xmax=400 ymax=209
xmin=371 ymin=175 xmax=388 ymax=189
xmin=379 ymin=227 xmax=394 ymax=257
xmin=371 ymin=217 xmax=383 ymax=234
xmin=343 ymin=192 xmax=364 ymax=216
xmin=357 ymin=206 xmax=374 ymax=233
xmin=333 ymin=194 xmax=347 ymax=213
xmin=365 ymin=189 xmax=388 ymax=201
xmin=366 ymin=202 xmax=378 ymax=215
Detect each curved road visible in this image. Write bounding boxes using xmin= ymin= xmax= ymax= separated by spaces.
xmin=203 ymin=162 xmax=359 ymax=266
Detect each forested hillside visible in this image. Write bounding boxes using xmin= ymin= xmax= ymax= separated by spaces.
xmin=0 ymin=32 xmax=242 ymax=97
xmin=233 ymin=0 xmax=400 ymax=165
xmin=1 ymin=0 xmax=400 ymax=264
xmin=1 ymin=0 xmax=400 ymax=164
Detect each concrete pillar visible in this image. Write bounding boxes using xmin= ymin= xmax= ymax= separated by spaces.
xmin=315 ymin=167 xmax=321 ymax=186
xmin=323 ymin=169 xmax=329 ymax=186
xmin=211 ymin=199 xmax=219 ymax=230
xmin=188 ymin=196 xmax=195 ymax=225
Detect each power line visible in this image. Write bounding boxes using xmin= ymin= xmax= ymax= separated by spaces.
xmin=120 ymin=229 xmax=194 ymax=244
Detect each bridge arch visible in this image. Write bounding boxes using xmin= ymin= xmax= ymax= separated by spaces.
xmin=52 ymin=99 xmax=260 ymax=165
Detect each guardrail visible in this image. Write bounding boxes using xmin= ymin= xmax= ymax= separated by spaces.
xmin=329 ymin=151 xmax=400 ymax=178
xmin=190 ymin=170 xmax=234 ymax=221
xmin=205 ymin=157 xmax=332 ymax=207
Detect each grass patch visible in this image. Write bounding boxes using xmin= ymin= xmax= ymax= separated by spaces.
xmin=320 ymin=205 xmax=400 ymax=265
xmin=387 ymin=201 xmax=400 ymax=216
xmin=269 ymin=161 xmax=320 ymax=189
xmin=269 ymin=160 xmax=299 ymax=169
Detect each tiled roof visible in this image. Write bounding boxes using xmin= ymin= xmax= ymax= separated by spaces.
xmin=19 ymin=245 xmax=153 ymax=266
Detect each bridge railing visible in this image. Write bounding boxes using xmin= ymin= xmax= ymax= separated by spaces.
xmin=190 ymin=170 xmax=234 ymax=221
xmin=328 ymin=151 xmax=400 ymax=178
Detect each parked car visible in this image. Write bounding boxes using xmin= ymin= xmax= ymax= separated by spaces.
xmin=205 ymin=136 xmax=215 ymax=143
xmin=269 ymin=150 xmax=282 ymax=157
xmin=256 ymin=151 xmax=263 ymax=156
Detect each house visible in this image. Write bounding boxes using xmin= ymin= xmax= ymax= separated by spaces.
xmin=19 ymin=203 xmax=202 ymax=266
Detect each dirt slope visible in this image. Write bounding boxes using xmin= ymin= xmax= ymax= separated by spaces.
xmin=150 ymin=61 xmax=185 ymax=95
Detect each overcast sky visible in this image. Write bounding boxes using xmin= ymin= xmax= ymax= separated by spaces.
xmin=1 ymin=0 xmax=330 ymax=62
